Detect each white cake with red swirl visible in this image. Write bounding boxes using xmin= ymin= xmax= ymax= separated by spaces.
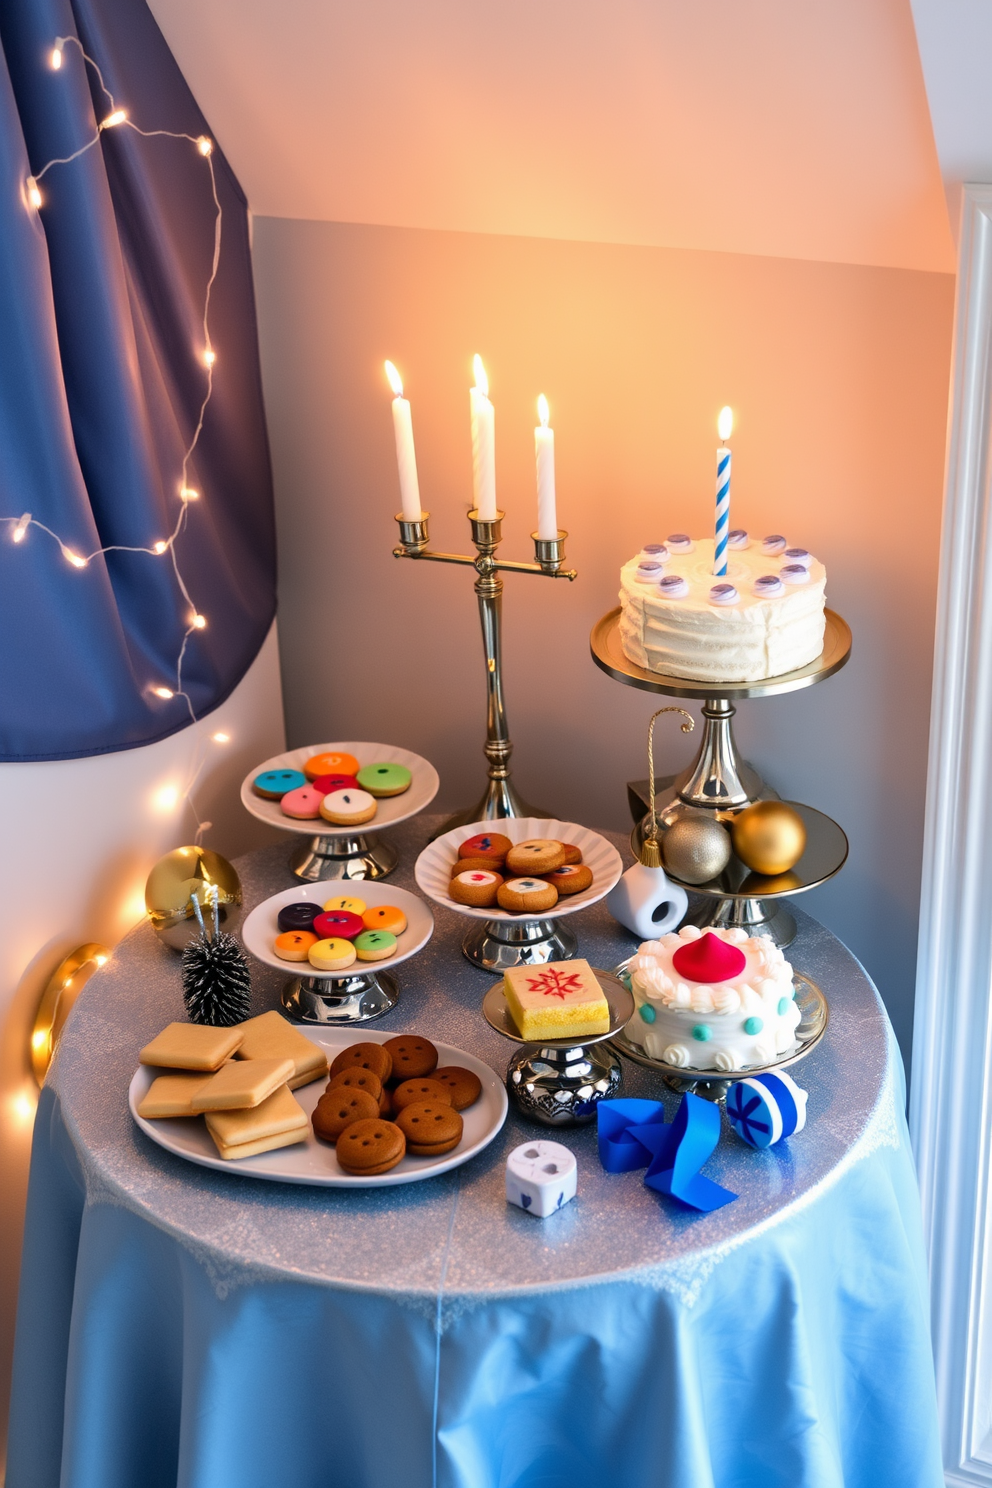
xmin=623 ymin=925 xmax=801 ymax=1071
xmin=618 ymin=532 xmax=826 ymax=682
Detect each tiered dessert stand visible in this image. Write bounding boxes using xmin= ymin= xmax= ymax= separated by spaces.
xmin=590 ymin=608 xmax=852 ymax=947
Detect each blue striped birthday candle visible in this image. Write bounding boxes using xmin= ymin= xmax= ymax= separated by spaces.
xmin=714 ymin=406 xmax=734 ymax=577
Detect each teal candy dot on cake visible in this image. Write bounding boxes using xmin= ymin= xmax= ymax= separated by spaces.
xmin=692 ymin=1024 xmax=712 ymax=1041
xmin=777 ymin=997 xmax=792 ymax=1015
xmin=639 ymin=1004 xmax=656 ymax=1024
xmin=743 ymin=1016 xmax=764 ymax=1035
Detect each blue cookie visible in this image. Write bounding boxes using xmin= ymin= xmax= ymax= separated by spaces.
xmin=253 ymin=768 xmax=306 ymax=800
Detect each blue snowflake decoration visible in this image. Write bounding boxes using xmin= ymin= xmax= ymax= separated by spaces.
xmin=726 ymin=1072 xmax=808 ymax=1149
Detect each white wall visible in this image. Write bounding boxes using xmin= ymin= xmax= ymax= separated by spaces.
xmin=0 ymin=621 xmax=286 ymax=1467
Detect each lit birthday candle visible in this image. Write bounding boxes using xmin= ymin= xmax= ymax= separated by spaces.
xmin=714 ymin=405 xmax=733 ymax=577
xmin=470 ymin=355 xmax=497 ymax=520
xmin=535 ymin=394 xmax=557 ymax=540
xmin=384 ymin=361 xmax=422 ymax=520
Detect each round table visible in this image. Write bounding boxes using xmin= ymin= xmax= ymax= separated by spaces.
xmin=7 ymin=817 xmax=942 ymax=1488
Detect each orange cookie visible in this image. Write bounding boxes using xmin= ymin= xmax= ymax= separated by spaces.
xmin=395 ymin=1101 xmax=463 ymax=1157
xmin=558 ymin=843 xmax=583 ymax=866
xmin=458 ymin=832 xmax=512 ymax=865
xmin=329 ymin=1041 xmax=393 ymax=1084
xmin=392 ymin=1077 xmax=452 ymax=1112
xmin=304 ymin=751 xmax=360 ymax=780
xmin=328 ymin=1067 xmax=383 ymax=1102
xmin=497 ymin=877 xmax=559 ymax=913
xmin=542 ymin=863 xmax=593 ymax=896
xmin=362 ymin=904 xmax=408 ymax=936
xmin=383 ymin=1035 xmax=438 ymax=1082
xmin=336 ymin=1118 xmax=406 ymax=1175
xmin=505 ymin=839 xmax=567 ymax=875
xmin=312 ymin=1087 xmax=379 ymax=1143
xmin=450 ymin=869 xmax=503 ymax=907
xmin=274 ymin=929 xmax=318 ymax=962
xmin=431 ymin=1066 xmax=483 ymax=1110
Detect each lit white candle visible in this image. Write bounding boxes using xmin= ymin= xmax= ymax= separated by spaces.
xmin=470 ymin=354 xmax=497 ymax=520
xmin=535 ymin=394 xmax=557 ymax=540
xmin=384 ymin=360 xmax=422 ymax=521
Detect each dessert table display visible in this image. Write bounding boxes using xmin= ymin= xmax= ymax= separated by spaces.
xmin=8 ymin=817 xmax=942 ymax=1488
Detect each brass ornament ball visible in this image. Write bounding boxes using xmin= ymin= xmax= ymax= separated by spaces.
xmin=731 ymin=802 xmax=807 ymax=877
xmin=661 ymin=817 xmax=733 ymax=885
xmin=145 ymin=846 xmax=242 ymax=951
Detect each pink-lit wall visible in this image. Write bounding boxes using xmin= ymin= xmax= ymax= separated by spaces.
xmin=253 ymin=219 xmax=954 ymax=1060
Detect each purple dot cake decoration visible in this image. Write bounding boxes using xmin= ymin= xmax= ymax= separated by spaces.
xmin=659 ymin=574 xmax=689 ymax=599
xmin=709 ymin=582 xmax=739 ymax=605
xmin=639 ymin=543 xmax=670 ymax=563
xmin=780 ymin=564 xmax=810 ymax=585
xmin=761 ymin=534 xmax=787 ymax=555
xmin=728 ymin=529 xmax=749 ymax=549
xmin=666 ymin=534 xmax=694 ymax=553
xmin=753 ymin=574 xmax=784 ymax=597
xmin=784 ymin=547 xmax=812 ymax=568
xmin=635 ymin=560 xmax=666 ymax=584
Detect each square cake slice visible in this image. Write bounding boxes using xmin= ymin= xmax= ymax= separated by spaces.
xmin=139 ymin=1022 xmax=243 ymax=1071
xmin=503 ymin=959 xmax=610 ymax=1042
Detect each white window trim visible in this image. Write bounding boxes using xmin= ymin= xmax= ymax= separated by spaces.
xmin=912 ymin=183 xmax=992 ymax=1485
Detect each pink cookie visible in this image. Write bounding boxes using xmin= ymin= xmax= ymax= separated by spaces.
xmin=280 ymin=784 xmax=324 ymax=820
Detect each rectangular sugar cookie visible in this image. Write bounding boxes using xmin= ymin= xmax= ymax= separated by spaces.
xmin=503 ymin=959 xmax=610 ymax=1042
xmin=205 ymin=1084 xmax=307 ymax=1148
xmin=190 ymin=1057 xmax=295 ymax=1112
xmin=139 ymin=1022 xmax=243 ymax=1071
xmin=212 ymin=1123 xmax=309 ymax=1161
xmin=137 ymin=1072 xmax=210 ymax=1118
xmin=233 ymin=1009 xmax=328 ymax=1089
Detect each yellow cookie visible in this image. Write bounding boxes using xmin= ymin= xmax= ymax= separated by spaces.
xmin=308 ymin=937 xmax=358 ymax=972
xmin=323 ymin=895 xmax=366 ymax=915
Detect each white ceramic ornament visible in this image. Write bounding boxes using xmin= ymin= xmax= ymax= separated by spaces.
xmin=505 ymin=1139 xmax=577 ymax=1217
xmin=606 ymin=862 xmax=688 ymax=940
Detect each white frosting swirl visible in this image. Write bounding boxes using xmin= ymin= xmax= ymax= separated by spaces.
xmin=673 ymin=981 xmax=692 ymax=1007
xmin=690 ymin=985 xmax=714 ymax=1013
xmin=714 ymin=1048 xmax=741 ymax=1071
xmin=678 ymin=925 xmax=701 ymax=940
xmin=712 ymin=985 xmax=741 ymax=1014
xmin=709 ymin=583 xmax=740 ymax=605
xmin=658 ymin=575 xmax=689 ymax=599
xmin=752 ymin=1041 xmax=775 ymax=1065
xmin=663 ymin=1043 xmax=690 ymax=1067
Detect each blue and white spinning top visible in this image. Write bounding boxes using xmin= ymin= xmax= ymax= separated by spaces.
xmin=726 ymin=1071 xmax=808 ymax=1148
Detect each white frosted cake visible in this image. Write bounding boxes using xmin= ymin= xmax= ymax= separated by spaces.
xmin=618 ymin=533 xmax=826 ymax=682
xmin=623 ymin=925 xmax=801 ymax=1071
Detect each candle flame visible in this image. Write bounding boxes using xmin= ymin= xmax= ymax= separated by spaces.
xmin=472 ymin=354 xmax=489 ymax=398
xmin=717 ymin=406 xmax=734 ymax=442
xmin=384 ymin=360 xmax=403 ymax=397
xmin=537 ymin=394 xmax=550 ymax=428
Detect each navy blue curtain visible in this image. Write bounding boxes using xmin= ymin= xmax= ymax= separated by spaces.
xmin=0 ymin=0 xmax=276 ymax=760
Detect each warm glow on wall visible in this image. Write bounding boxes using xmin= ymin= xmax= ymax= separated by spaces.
xmin=153 ymin=784 xmax=180 ymax=813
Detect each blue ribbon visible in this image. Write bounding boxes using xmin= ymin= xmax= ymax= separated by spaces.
xmin=597 ymin=1094 xmax=737 ymax=1212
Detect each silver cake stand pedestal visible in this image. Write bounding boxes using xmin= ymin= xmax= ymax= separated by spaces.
xmin=482 ymin=971 xmax=634 ymax=1126
xmin=590 ymin=607 xmax=852 ymax=947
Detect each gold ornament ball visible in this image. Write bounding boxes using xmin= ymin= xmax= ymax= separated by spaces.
xmin=145 ymin=846 xmax=242 ymax=951
xmin=661 ymin=816 xmax=733 ymax=885
xmin=731 ymin=802 xmax=807 ymax=877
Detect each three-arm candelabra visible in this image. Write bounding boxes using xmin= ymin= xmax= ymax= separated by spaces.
xmin=394 ymin=509 xmax=576 ymax=830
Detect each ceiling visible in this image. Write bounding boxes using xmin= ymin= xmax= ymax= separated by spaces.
xmin=147 ymin=0 xmax=955 ymax=274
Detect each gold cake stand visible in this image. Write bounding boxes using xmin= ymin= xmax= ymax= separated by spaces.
xmin=590 ymin=607 xmax=852 ymax=947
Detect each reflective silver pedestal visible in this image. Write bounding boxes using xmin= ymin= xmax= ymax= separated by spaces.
xmin=462 ymin=916 xmax=578 ymax=973
xmin=289 ymin=833 xmax=397 ymax=883
xmin=281 ymin=971 xmax=400 ymax=1024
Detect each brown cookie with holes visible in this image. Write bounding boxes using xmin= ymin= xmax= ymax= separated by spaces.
xmin=383 ymin=1035 xmax=438 ymax=1083
xmin=312 ymin=1087 xmax=379 ymax=1143
xmin=336 ymin=1118 xmax=406 ymax=1174
xmin=392 ymin=1077 xmax=452 ymax=1112
xmin=430 ymin=1066 xmax=483 ymax=1111
xmin=395 ymin=1100 xmax=463 ymax=1157
xmin=329 ymin=1041 xmax=393 ymax=1084
xmin=327 ymin=1067 xmax=383 ymax=1103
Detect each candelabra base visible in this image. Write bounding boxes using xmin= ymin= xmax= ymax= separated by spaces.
xmin=281 ymin=971 xmax=400 ymax=1024
xmin=436 ymin=775 xmax=553 ymax=837
xmin=288 ymin=833 xmax=397 ymax=883
xmin=462 ymin=916 xmax=578 ymax=973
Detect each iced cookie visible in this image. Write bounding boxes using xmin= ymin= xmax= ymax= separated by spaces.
xmin=450 ymin=870 xmax=503 ymax=907
xmin=458 ymin=832 xmax=512 ymax=864
xmin=329 ymin=1041 xmax=393 ymax=1083
xmin=336 ymin=1118 xmax=406 ymax=1175
xmin=312 ymin=1086 xmax=379 ymax=1143
xmin=543 ymin=863 xmax=593 ymax=895
xmin=362 ymin=904 xmax=407 ymax=936
xmin=253 ymin=768 xmax=306 ymax=800
xmin=323 ymin=895 xmax=366 ymax=915
xmin=277 ymin=902 xmax=322 ymax=934
xmin=304 ymin=751 xmax=360 ymax=780
xmin=395 ymin=1101 xmax=463 ymax=1157
xmin=558 ymin=843 xmax=583 ymax=865
xmin=310 ymin=772 xmax=359 ymax=796
xmin=505 ymin=839 xmax=567 ymax=875
xmin=497 ymin=877 xmax=559 ymax=913
xmin=313 ymin=909 xmax=364 ymax=941
xmin=391 ymin=1077 xmax=452 ymax=1112
xmin=308 ymin=937 xmax=357 ymax=972
xmin=280 ymin=784 xmax=324 ymax=819
xmin=431 ymin=1066 xmax=482 ymax=1111
xmin=274 ymin=929 xmax=318 ymax=962
xmin=383 ymin=1034 xmax=438 ymax=1082
xmin=354 ymin=929 xmax=397 ymax=962
xmin=356 ymin=762 xmax=412 ymax=798
xmin=319 ymin=788 xmax=377 ymax=826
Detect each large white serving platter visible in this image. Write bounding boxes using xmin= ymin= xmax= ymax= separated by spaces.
xmin=129 ymin=1026 xmax=507 ymax=1188
xmin=415 ymin=817 xmax=623 ymax=923
xmin=242 ymin=881 xmax=433 ymax=979
xmin=240 ymin=741 xmax=440 ymax=838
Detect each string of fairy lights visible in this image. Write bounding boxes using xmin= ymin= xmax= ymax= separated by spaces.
xmin=7 ymin=36 xmax=234 ymax=840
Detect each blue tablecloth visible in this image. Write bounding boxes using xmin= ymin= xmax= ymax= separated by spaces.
xmin=7 ymin=819 xmax=942 ymax=1488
